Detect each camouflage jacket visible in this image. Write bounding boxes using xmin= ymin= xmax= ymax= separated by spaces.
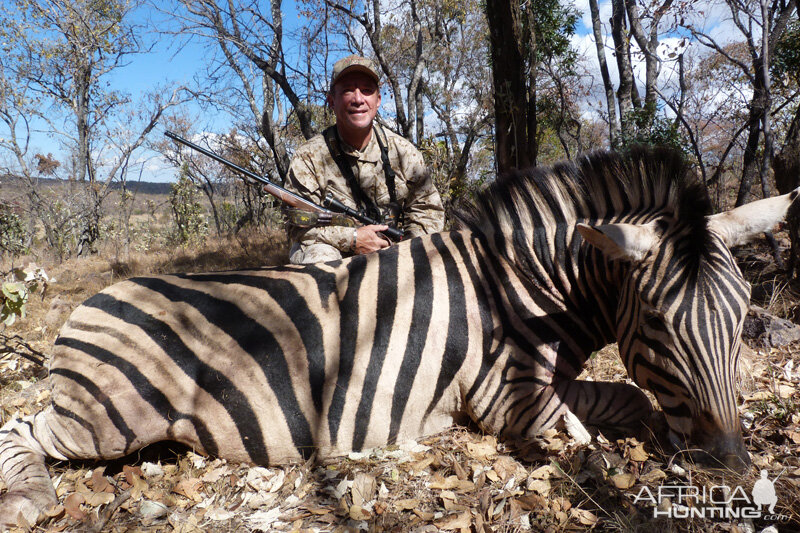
xmin=284 ymin=125 xmax=445 ymax=258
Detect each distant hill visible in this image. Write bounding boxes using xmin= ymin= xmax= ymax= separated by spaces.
xmin=112 ymin=180 xmax=173 ymax=195
xmin=0 ymin=174 xmax=173 ymax=196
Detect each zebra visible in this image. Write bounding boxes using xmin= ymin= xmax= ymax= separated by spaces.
xmin=0 ymin=147 xmax=796 ymax=527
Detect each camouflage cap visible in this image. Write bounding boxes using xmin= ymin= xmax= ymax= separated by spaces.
xmin=330 ymin=55 xmax=380 ymax=90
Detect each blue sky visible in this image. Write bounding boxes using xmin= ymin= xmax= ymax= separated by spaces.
xmin=107 ymin=27 xmax=200 ymax=95
xmin=106 ymin=1 xmax=304 ymax=95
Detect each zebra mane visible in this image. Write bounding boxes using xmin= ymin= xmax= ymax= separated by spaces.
xmin=456 ymin=146 xmax=712 ymax=264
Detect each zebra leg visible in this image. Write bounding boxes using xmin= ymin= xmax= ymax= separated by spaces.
xmin=0 ymin=406 xmax=103 ymax=528
xmin=0 ymin=417 xmax=58 ymax=527
xmin=477 ymin=379 xmax=653 ymax=440
xmin=553 ymin=379 xmax=654 ymax=431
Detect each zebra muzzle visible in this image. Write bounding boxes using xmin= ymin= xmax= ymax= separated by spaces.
xmin=692 ymin=431 xmax=750 ymax=473
xmin=671 ymin=421 xmax=751 ymax=473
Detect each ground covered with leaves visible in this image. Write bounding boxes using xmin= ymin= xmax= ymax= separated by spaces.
xmin=2 ymin=234 xmax=800 ymax=532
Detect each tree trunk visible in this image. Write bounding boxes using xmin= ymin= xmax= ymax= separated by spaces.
xmin=775 ymin=105 xmax=800 ymax=195
xmin=451 ymin=125 xmax=480 ymax=190
xmin=611 ymin=0 xmax=635 ymax=139
xmin=589 ymin=0 xmax=619 ymax=147
xmin=626 ymin=0 xmax=673 ymax=125
xmin=485 ymin=0 xmax=534 ymax=174
xmin=736 ymin=79 xmax=766 ymax=206
xmin=262 ymin=73 xmax=290 ymax=183
xmin=757 ymin=0 xmax=775 ymax=202
xmin=415 ymin=85 xmax=425 ymax=144
xmin=200 ymin=182 xmax=222 ymax=236
xmin=524 ymin=7 xmax=539 ymax=167
xmin=76 ymin=69 xmax=90 ymax=183
xmin=775 ymin=102 xmax=800 ymax=275
xmin=77 ymin=200 xmax=101 ymax=257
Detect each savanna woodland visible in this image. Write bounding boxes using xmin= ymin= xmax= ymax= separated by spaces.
xmin=1 ymin=0 xmax=800 ymax=531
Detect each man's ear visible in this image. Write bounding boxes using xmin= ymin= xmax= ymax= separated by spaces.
xmin=326 ymin=91 xmax=335 ymax=108
xmin=576 ymin=221 xmax=660 ymax=263
xmin=708 ymin=187 xmax=800 ymax=247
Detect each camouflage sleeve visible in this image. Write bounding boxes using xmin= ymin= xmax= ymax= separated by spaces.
xmin=284 ymin=150 xmax=355 ymax=253
xmin=397 ymin=145 xmax=445 ymax=238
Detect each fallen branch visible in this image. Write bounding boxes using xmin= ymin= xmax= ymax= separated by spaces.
xmin=0 ymin=333 xmax=46 ymax=366
xmin=90 ymin=489 xmax=132 ymax=533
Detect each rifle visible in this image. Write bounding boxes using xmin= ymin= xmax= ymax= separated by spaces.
xmin=164 ymin=131 xmax=403 ymax=241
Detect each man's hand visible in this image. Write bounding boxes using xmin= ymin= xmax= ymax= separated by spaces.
xmin=354 ymin=224 xmax=392 ymax=255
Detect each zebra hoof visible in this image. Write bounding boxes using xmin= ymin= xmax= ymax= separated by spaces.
xmin=0 ymin=490 xmax=57 ymax=529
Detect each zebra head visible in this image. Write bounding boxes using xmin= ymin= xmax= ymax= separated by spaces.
xmin=577 ymin=189 xmax=799 ymax=472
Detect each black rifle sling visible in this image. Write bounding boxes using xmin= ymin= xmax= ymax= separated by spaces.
xmin=373 ymin=126 xmax=397 ymax=206
xmin=324 ymin=126 xmax=398 ymax=224
xmin=325 ymin=127 xmax=381 ymax=221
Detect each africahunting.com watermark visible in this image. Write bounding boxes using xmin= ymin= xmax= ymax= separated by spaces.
xmin=633 ymin=469 xmax=788 ymax=521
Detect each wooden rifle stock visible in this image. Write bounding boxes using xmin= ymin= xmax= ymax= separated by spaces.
xmin=164 ymin=131 xmax=403 ymax=241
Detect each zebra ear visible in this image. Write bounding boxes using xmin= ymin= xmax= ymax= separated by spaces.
xmin=576 ymin=221 xmax=660 ymax=263
xmin=707 ymin=187 xmax=800 ymax=248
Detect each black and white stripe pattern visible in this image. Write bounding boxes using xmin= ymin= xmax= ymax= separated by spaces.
xmin=2 ymin=147 xmax=795 ymax=525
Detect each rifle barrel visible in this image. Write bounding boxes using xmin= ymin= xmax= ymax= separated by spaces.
xmin=164 ymin=131 xmax=323 ymax=213
xmin=164 ymin=130 xmax=403 ymax=241
xmin=164 ymin=131 xmax=269 ymax=186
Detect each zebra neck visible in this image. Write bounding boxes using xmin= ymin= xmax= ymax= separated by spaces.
xmin=574 ymin=243 xmax=629 ymax=346
xmin=471 ymin=231 xmax=621 ymax=366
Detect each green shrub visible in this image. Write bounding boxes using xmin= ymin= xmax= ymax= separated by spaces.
xmin=0 ymin=203 xmax=26 ymax=256
xmin=169 ymin=165 xmax=209 ymax=246
xmin=1 ymin=265 xmax=50 ymax=326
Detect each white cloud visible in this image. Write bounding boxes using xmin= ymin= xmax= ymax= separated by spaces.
xmin=568 ymin=0 xmax=756 ymax=125
xmin=682 ymin=0 xmax=750 ymax=46
xmin=570 ymin=0 xmax=613 ymax=37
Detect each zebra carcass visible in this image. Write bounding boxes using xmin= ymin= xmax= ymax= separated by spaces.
xmin=1 ymin=147 xmax=796 ymax=527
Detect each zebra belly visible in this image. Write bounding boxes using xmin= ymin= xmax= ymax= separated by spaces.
xmin=48 ymin=237 xmax=478 ymax=465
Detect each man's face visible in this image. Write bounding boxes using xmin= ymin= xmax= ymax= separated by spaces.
xmin=328 ymin=71 xmax=381 ymax=139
